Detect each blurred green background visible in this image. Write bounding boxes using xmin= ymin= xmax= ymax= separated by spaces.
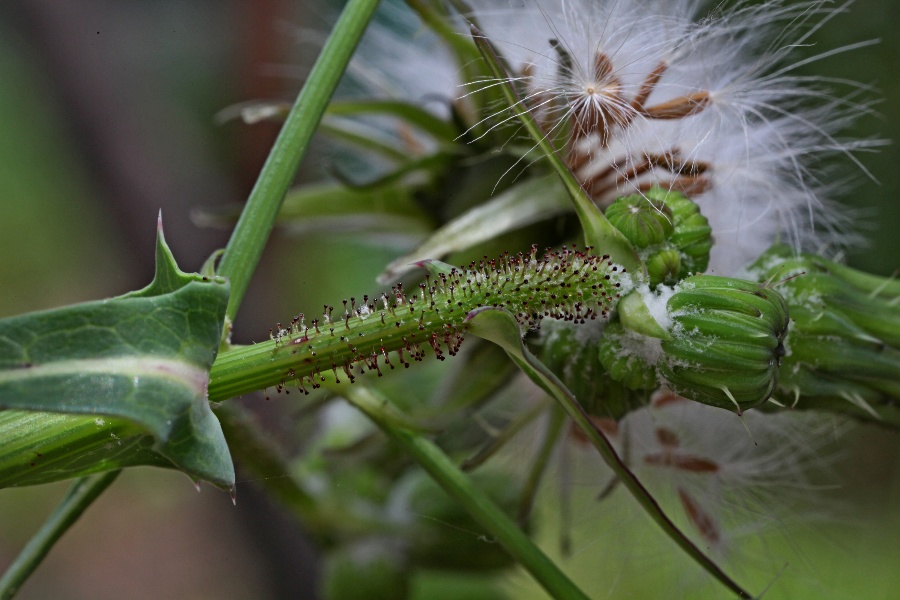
xmin=0 ymin=1 xmax=897 ymax=599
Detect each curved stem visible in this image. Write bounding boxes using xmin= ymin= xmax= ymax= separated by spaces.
xmin=339 ymin=384 xmax=591 ymax=600
xmin=0 ymin=470 xmax=120 ymax=599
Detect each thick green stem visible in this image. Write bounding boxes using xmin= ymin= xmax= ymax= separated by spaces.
xmin=338 ymin=384 xmax=590 ymax=600
xmin=0 ymin=470 xmax=120 ymax=599
xmin=217 ymin=0 xmax=381 ymax=324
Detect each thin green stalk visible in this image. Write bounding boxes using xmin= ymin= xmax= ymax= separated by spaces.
xmin=507 ymin=348 xmax=753 ymax=599
xmin=0 ymin=470 xmax=121 ymax=600
xmin=517 ymin=406 xmax=565 ymax=524
xmin=339 ymin=384 xmax=591 ymax=600
xmin=463 ymin=307 xmax=752 ymax=598
xmin=217 ymin=0 xmax=381 ymax=324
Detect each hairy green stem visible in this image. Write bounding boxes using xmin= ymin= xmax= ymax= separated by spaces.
xmin=338 ymin=384 xmax=590 ymax=600
xmin=0 ymin=470 xmax=120 ymax=599
xmin=217 ymin=0 xmax=381 ymax=324
xmin=209 ymin=248 xmax=628 ymax=401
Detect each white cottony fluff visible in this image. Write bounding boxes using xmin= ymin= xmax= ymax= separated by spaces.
xmin=466 ymin=0 xmax=878 ymax=274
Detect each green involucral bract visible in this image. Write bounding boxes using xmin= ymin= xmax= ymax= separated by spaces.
xmin=660 ymin=276 xmax=789 ymax=412
xmin=750 ymin=245 xmax=900 ymax=424
xmin=602 ymin=276 xmax=789 ymax=413
xmin=208 ymin=247 xmax=633 ymax=401
xmin=604 ymin=194 xmax=674 ymax=248
xmin=0 ymin=221 xmax=233 ymax=488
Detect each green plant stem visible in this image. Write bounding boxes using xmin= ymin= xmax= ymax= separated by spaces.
xmin=217 ymin=0 xmax=381 ymax=324
xmin=463 ymin=307 xmax=752 ymax=598
xmin=517 ymin=407 xmax=565 ymax=523
xmin=338 ymin=384 xmax=590 ymax=600
xmin=516 ymin=353 xmax=753 ymax=598
xmin=0 ymin=470 xmax=121 ymax=600
xmin=208 ymin=248 xmax=625 ymax=402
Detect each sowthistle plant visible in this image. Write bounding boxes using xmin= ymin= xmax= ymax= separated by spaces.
xmin=1 ymin=0 xmax=897 ymax=598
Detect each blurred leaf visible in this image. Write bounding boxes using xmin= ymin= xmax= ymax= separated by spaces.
xmin=378 ymin=176 xmax=569 ymax=283
xmin=327 ymin=100 xmax=458 ymax=142
xmin=320 ymin=118 xmax=413 ymax=162
xmin=215 ymin=100 xmax=291 ymax=125
xmin=195 ymin=180 xmax=434 ymax=241
xmin=0 ymin=219 xmax=233 ymax=488
xmin=330 ymin=151 xmax=456 ymax=190
xmin=218 ymin=98 xmax=458 ymax=144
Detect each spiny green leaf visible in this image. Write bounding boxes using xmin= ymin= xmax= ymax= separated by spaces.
xmin=0 ymin=219 xmax=233 ymax=488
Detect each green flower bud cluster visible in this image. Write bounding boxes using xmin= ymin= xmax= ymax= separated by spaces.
xmin=604 ymin=187 xmax=712 ymax=286
xmin=599 ymin=276 xmax=789 ymax=414
xmin=537 ymin=319 xmax=647 ymax=420
xmin=749 ymin=245 xmax=900 ymax=424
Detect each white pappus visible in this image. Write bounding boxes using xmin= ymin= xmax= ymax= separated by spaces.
xmin=465 ymin=0 xmax=880 ymax=274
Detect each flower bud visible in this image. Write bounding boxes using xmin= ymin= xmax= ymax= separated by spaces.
xmin=596 ymin=320 xmax=660 ymax=392
xmin=750 ymin=246 xmax=900 ymax=424
xmin=604 ymin=194 xmax=674 ymax=248
xmin=646 ymin=248 xmax=682 ymax=286
xmin=645 ymin=187 xmax=712 ymax=275
xmin=605 ymin=188 xmax=712 ymax=288
xmin=607 ymin=276 xmax=789 ymax=413
xmin=539 ymin=319 xmax=647 ymax=419
xmin=660 ymin=276 xmax=789 ymax=412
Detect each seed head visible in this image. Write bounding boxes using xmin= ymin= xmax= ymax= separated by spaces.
xmin=466 ymin=0 xmax=880 ymax=273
